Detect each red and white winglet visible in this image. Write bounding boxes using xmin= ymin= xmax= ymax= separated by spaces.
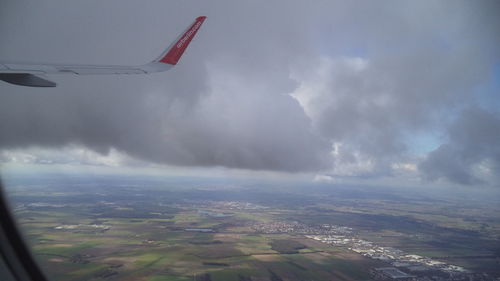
xmin=0 ymin=16 xmax=207 ymax=87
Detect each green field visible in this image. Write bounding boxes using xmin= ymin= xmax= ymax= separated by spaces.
xmin=6 ymin=177 xmax=500 ymax=280
xmin=15 ymin=204 xmax=387 ymax=281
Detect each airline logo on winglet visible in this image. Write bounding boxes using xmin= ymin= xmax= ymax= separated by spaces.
xmin=176 ymin=20 xmax=202 ymax=49
xmin=160 ymin=16 xmax=207 ymax=65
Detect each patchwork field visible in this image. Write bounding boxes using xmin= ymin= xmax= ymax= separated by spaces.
xmin=5 ymin=176 xmax=500 ymax=280
xmin=17 ymin=207 xmax=387 ymax=281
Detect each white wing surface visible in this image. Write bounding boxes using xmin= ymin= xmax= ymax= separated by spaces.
xmin=0 ymin=16 xmax=207 ymax=87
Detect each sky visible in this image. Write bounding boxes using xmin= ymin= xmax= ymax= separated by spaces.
xmin=0 ymin=0 xmax=499 ymax=188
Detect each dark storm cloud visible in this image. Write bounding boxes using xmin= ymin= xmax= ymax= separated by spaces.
xmin=1 ymin=0 xmax=499 ymax=181
xmin=419 ymin=108 xmax=500 ymax=186
xmin=0 ymin=0 xmax=330 ymax=172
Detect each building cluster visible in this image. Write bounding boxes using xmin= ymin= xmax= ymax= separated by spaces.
xmin=28 ymin=202 xmax=67 ymax=208
xmin=54 ymin=224 xmax=110 ymax=233
xmin=183 ymin=200 xmax=268 ymax=210
xmin=211 ymin=201 xmax=267 ymax=210
xmin=252 ymin=221 xmax=353 ymax=235
xmin=267 ymin=222 xmax=496 ymax=281
xmin=370 ymin=267 xmax=416 ymax=281
xmin=369 ymin=266 xmax=494 ymax=281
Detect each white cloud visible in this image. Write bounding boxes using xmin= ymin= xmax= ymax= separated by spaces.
xmin=1 ymin=1 xmax=499 ymax=187
xmin=0 ymin=145 xmax=135 ymax=167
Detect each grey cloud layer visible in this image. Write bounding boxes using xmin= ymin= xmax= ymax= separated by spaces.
xmin=0 ymin=1 xmax=499 ymax=184
xmin=420 ymin=108 xmax=500 ymax=185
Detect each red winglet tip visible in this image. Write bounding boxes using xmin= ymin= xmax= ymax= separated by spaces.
xmin=160 ymin=16 xmax=206 ymax=65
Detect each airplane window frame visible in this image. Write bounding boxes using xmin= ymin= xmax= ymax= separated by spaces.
xmin=0 ymin=179 xmax=49 ymax=281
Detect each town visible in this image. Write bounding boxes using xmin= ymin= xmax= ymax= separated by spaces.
xmin=252 ymin=221 xmax=496 ymax=281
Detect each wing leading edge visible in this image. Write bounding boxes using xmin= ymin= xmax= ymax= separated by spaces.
xmin=0 ymin=16 xmax=207 ymax=87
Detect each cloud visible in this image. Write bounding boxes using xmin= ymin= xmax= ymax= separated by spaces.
xmin=419 ymin=108 xmax=500 ymax=186
xmin=0 ymin=146 xmax=133 ymax=167
xmin=1 ymin=1 xmax=499 ymax=184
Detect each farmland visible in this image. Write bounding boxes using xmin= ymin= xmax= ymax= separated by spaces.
xmin=4 ymin=175 xmax=500 ymax=280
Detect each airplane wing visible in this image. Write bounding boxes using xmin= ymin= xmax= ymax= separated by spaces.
xmin=0 ymin=16 xmax=206 ymax=87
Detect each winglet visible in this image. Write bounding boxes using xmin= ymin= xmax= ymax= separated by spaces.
xmin=159 ymin=16 xmax=206 ymax=65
